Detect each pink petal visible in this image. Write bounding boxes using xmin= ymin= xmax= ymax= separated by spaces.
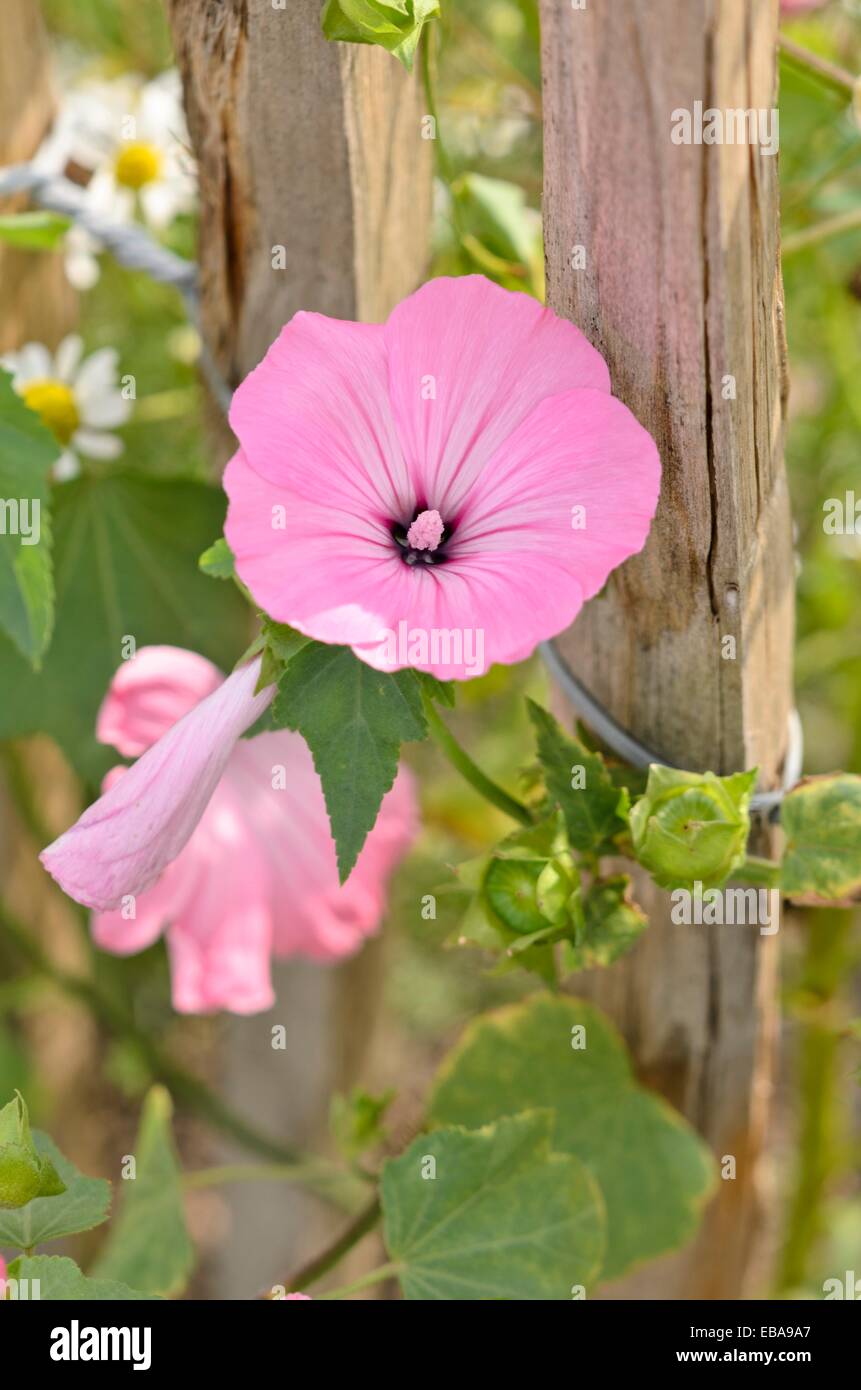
xmin=224 ymin=728 xmax=418 ymax=960
xmin=40 ymin=657 xmax=275 ymax=912
xmin=224 ymin=448 xmax=395 ymax=647
xmin=455 ymin=387 xmax=662 ymax=601
xmin=228 ymin=312 xmax=414 ymax=520
xmin=97 ymin=645 xmax=223 ymax=757
xmin=163 ymin=783 xmax=275 ymax=1015
xmin=383 ymin=275 xmax=611 ymax=519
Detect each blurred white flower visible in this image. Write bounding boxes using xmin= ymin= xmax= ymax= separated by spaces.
xmin=34 ymin=69 xmax=197 ymax=288
xmin=1 ymin=335 xmax=132 ymax=479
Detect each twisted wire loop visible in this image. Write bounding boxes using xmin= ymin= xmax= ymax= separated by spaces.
xmin=0 ymin=159 xmax=804 ymax=812
xmin=541 ymin=640 xmax=803 ymax=819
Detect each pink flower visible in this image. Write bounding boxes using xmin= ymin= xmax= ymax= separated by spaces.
xmin=224 ymin=275 xmax=661 ymax=680
xmin=0 ymin=1254 xmax=7 ymax=1286
xmin=284 ymin=1292 xmax=311 ymax=1300
xmin=40 ymin=646 xmax=417 ymax=1014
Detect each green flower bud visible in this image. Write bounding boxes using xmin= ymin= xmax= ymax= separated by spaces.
xmin=0 ymin=1093 xmax=65 ymax=1208
xmin=628 ymin=765 xmax=756 ymax=890
xmin=482 ymin=819 xmax=579 ymax=936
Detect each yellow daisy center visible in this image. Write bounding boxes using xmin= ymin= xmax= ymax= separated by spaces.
xmin=114 ymin=141 xmax=163 ymax=190
xmin=22 ymin=380 xmax=80 ymax=446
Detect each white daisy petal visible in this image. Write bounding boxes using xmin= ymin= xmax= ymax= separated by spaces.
xmin=53 ymin=451 xmax=81 ymax=482
xmin=139 ymin=180 xmax=183 ymax=230
xmin=72 ymin=347 xmax=120 ymax=403
xmin=73 ymin=429 xmax=123 ymax=460
xmin=12 ymin=343 xmax=53 ymax=384
xmin=54 ymin=334 xmax=85 ymax=382
xmin=65 ymin=247 xmax=101 ymax=292
xmin=80 ymin=391 xmax=132 ymax=429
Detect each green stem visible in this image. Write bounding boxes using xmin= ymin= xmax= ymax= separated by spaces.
xmin=737 ymin=855 xmax=781 ymax=888
xmin=0 ymin=902 xmax=311 ymax=1170
xmin=184 ymin=1161 xmax=369 ymax=1212
xmin=280 ymin=1195 xmax=382 ymax=1294
xmin=783 ymin=207 xmax=861 ymax=258
xmin=779 ymin=35 xmax=858 ymax=99
xmin=422 ymin=695 xmax=533 ymax=827
xmin=420 ymin=25 xmax=455 ymax=185
xmin=317 ymin=1262 xmax=400 ymax=1301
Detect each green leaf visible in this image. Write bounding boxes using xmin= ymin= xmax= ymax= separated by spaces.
xmin=0 ymin=370 xmax=59 ymax=667
xmin=0 ymin=1094 xmax=65 ymax=1209
xmin=381 ymin=1111 xmax=605 ymax=1299
xmin=563 ymin=874 xmax=648 ymax=972
xmin=321 ymin=0 xmax=440 ymax=70
xmin=781 ymin=774 xmax=861 ymax=903
xmin=429 ymin=995 xmax=716 ymax=1282
xmin=0 ymin=1131 xmax=109 ymax=1247
xmin=198 ymin=535 xmax=235 ymax=579
xmin=272 ymin=642 xmax=426 ymax=881
xmin=8 ymin=1255 xmax=160 ymax=1301
xmin=528 ymin=701 xmax=628 ymax=853
xmin=93 ymin=1087 xmax=193 ymax=1297
xmin=0 ymin=473 xmax=249 ymax=780
xmin=0 ymin=212 xmax=72 ymax=251
xmin=414 ymin=668 xmax=456 ymax=708
xmin=452 ymin=173 xmax=542 ymax=274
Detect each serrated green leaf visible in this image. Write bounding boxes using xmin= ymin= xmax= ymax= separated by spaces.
xmin=0 ymin=473 xmax=249 ymax=780
xmin=381 ymin=1111 xmax=605 ymax=1299
xmin=563 ymin=874 xmax=648 ymax=972
xmin=781 ymin=774 xmax=861 ymax=903
xmin=198 ymin=535 xmax=235 ymax=579
xmin=93 ymin=1087 xmax=193 ymax=1297
xmin=0 ymin=1132 xmax=108 ymax=1247
xmin=0 ymin=371 xmax=58 ymax=666
xmin=0 ymin=212 xmax=72 ymax=251
xmin=9 ymin=1254 xmax=160 ymax=1301
xmin=429 ymin=995 xmax=716 ymax=1282
xmin=271 ymin=643 xmax=426 ymax=880
xmin=528 ymin=701 xmax=628 ymax=853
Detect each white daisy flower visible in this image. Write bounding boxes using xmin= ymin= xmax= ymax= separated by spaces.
xmin=85 ymin=70 xmax=196 ymax=233
xmin=1 ymin=335 xmax=132 ymax=480
xmin=33 ymin=69 xmax=197 ymax=287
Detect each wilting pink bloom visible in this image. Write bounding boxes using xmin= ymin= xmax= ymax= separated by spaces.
xmin=224 ymin=275 xmax=660 ymax=681
xmin=40 ymin=646 xmax=417 ymax=1014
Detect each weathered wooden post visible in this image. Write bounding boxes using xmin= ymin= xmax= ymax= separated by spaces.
xmin=167 ymin=0 xmax=432 ymax=1295
xmin=541 ymin=0 xmax=794 ymax=1297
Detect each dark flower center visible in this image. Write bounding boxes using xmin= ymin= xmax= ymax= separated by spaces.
xmin=392 ymin=507 xmax=452 ymax=566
